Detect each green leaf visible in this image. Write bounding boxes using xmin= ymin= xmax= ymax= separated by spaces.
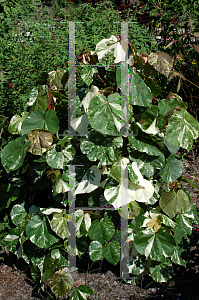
xmin=10 ymin=203 xmax=27 ymax=228
xmin=21 ymin=110 xmax=44 ymax=135
xmin=69 ymin=285 xmax=93 ymax=300
xmin=42 ymin=254 xmax=58 ymax=283
xmin=26 ymin=215 xmax=59 ymax=249
xmin=118 ymin=201 xmax=141 ymax=219
xmin=129 ymin=162 xmax=147 ymax=186
xmin=20 ymin=213 xmax=33 ymax=236
xmin=21 ymin=109 xmax=59 ymax=135
xmin=44 ymin=109 xmax=59 ymax=134
xmin=28 ymin=85 xmax=49 ymax=113
xmin=26 ymin=86 xmax=39 ymax=107
xmin=75 ymin=210 xmax=91 ymax=238
xmin=75 ymin=165 xmax=101 ymax=195
xmin=158 ymin=98 xmax=179 ymax=116
xmin=0 ymin=183 xmax=20 ymax=210
xmin=80 ymin=67 xmax=97 ymax=86
xmin=129 ymin=73 xmax=152 ymax=107
xmin=31 ymin=265 xmax=41 ymax=283
xmin=51 ymin=249 xmax=68 ymax=268
xmin=103 ymin=241 xmax=120 ymax=265
xmin=8 ymin=112 xmax=28 ymax=135
xmin=46 ymin=142 xmax=76 ymax=169
xmin=171 ymin=247 xmax=186 ymax=266
xmin=128 ymin=134 xmax=162 ymax=156
xmin=4 ymin=228 xmax=19 ymax=253
xmin=88 ymin=93 xmax=123 ymax=135
xmin=150 ymin=259 xmax=173 ymax=283
xmin=139 ymin=106 xmax=160 ymax=131
xmin=116 ymin=62 xmax=129 ymax=97
xmin=109 ymin=157 xmax=130 ymax=183
xmin=105 ymin=162 xmax=154 ymax=208
xmin=129 ymin=150 xmax=164 ymax=178
xmin=50 ymin=212 xmax=69 ymax=240
xmin=145 ymin=77 xmax=162 ymax=97
xmin=160 ymin=154 xmax=183 ymax=183
xmin=173 ymin=204 xmax=199 ymax=241
xmin=134 ymin=228 xmax=175 ymax=261
xmin=165 ymin=108 xmax=199 ymax=151
xmin=1 ymin=136 xmax=31 ymax=172
xmin=82 ymin=85 xmax=99 ymax=113
xmin=88 ymin=218 xmax=115 ymax=245
xmin=50 ymin=268 xmax=74 ymax=299
xmin=89 ymin=241 xmax=103 ymax=262
xmin=80 ymin=131 xmax=123 ymax=166
xmin=160 ymin=189 xmax=191 ymax=219
xmin=128 ymin=256 xmax=146 ymax=275
xmin=164 ymin=137 xmax=179 ymax=154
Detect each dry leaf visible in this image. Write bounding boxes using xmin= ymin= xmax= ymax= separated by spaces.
xmin=148 ymin=51 xmax=173 ymax=78
xmin=27 ymin=130 xmax=53 ymax=155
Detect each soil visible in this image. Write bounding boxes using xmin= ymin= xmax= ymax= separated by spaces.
xmin=0 ymin=141 xmax=199 ymax=300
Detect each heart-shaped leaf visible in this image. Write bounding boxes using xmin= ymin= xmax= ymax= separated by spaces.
xmin=165 ymin=108 xmax=199 ymax=151
xmin=50 ymin=268 xmax=74 ymax=298
xmin=129 ymin=73 xmax=152 ymax=107
xmin=88 ymin=93 xmax=123 ymax=135
xmin=46 ymin=142 xmax=75 ymax=169
xmin=21 ymin=109 xmax=59 ymax=135
xmin=50 ymin=212 xmax=69 ymax=240
xmin=10 ymin=203 xmax=27 ymax=228
xmin=27 ymin=130 xmax=53 ymax=155
xmin=26 ymin=215 xmax=59 ymax=249
xmin=148 ymin=51 xmax=173 ymax=78
xmin=150 ymin=258 xmax=173 ymax=282
xmin=8 ymin=112 xmax=28 ymax=135
xmin=159 ymin=154 xmax=183 ymax=183
xmin=160 ymin=189 xmax=191 ymax=219
xmin=103 ymin=241 xmax=120 ymax=265
xmin=88 ymin=218 xmax=115 ymax=245
xmin=80 ymin=131 xmax=123 ymax=166
xmin=89 ymin=241 xmax=103 ymax=262
xmin=134 ymin=227 xmax=175 ymax=261
xmin=1 ymin=136 xmax=31 ymax=172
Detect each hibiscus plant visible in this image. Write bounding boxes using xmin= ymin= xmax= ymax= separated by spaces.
xmin=0 ymin=34 xmax=199 ymax=299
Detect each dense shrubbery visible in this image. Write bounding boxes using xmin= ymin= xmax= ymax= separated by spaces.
xmin=0 ymin=0 xmax=157 ymax=119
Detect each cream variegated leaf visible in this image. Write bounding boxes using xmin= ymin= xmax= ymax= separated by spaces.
xmin=148 ymin=51 xmax=173 ymax=78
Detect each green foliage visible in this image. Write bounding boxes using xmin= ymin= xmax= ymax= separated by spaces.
xmin=0 ymin=1 xmax=157 ymax=120
xmin=0 ymin=23 xmax=199 ymax=299
xmin=147 ymin=0 xmax=199 ymax=118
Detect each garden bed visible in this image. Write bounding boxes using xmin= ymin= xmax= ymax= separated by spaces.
xmin=0 ymin=143 xmax=198 ymax=300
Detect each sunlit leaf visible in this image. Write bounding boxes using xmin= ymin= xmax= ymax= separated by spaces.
xmin=88 ymin=93 xmax=123 ymax=135
xmin=165 ymin=108 xmax=199 ymax=151
xmin=1 ymin=136 xmax=31 ymax=172
xmin=26 ymin=215 xmax=59 ymax=249
xmin=150 ymin=259 xmax=173 ymax=282
xmin=160 ymin=189 xmax=191 ymax=219
xmin=27 ymin=130 xmax=53 ymax=155
xmin=50 ymin=268 xmax=74 ymax=298
xmin=148 ymin=51 xmax=173 ymax=78
xmin=8 ymin=112 xmax=28 ymax=135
